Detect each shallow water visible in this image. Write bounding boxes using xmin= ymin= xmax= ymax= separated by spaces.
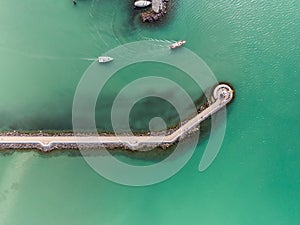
xmin=0 ymin=0 xmax=299 ymax=224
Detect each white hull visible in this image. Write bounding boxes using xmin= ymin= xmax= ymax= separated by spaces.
xmin=98 ymin=56 xmax=113 ymax=63
xmin=170 ymin=40 xmax=186 ymax=49
xmin=134 ymin=1 xmax=151 ymax=7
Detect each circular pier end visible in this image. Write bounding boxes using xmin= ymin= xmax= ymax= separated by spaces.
xmin=213 ymin=84 xmax=234 ymax=103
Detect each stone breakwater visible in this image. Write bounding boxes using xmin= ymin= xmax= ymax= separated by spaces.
xmin=0 ymin=84 xmax=234 ymax=152
xmin=0 ymin=123 xmax=197 ymax=152
xmin=140 ymin=0 xmax=169 ymax=22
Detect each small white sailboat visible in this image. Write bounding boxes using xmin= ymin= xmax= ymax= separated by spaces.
xmin=98 ymin=56 xmax=113 ymax=63
xmin=134 ymin=0 xmax=152 ymax=8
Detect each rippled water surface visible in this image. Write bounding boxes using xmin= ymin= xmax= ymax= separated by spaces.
xmin=0 ymin=0 xmax=299 ymax=224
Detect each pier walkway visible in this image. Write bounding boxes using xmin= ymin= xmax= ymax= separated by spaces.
xmin=0 ymin=84 xmax=234 ymax=151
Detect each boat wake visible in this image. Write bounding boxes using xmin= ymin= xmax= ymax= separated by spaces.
xmin=80 ymin=57 xmax=97 ymax=61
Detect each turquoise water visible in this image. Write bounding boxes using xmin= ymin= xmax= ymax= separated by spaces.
xmin=0 ymin=0 xmax=300 ymax=224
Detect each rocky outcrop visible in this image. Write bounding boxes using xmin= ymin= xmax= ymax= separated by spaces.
xmin=140 ymin=0 xmax=168 ymax=22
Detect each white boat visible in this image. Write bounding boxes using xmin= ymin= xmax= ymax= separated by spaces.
xmin=134 ymin=1 xmax=152 ymax=8
xmin=98 ymin=56 xmax=113 ymax=63
xmin=169 ymin=40 xmax=186 ymax=49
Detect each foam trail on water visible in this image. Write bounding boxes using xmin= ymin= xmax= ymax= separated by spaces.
xmin=81 ymin=57 xmax=97 ymax=61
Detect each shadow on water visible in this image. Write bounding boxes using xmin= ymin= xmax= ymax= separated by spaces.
xmin=0 ymin=111 xmax=73 ymax=131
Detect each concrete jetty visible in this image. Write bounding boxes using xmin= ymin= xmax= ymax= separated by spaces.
xmin=0 ymin=84 xmax=234 ymax=151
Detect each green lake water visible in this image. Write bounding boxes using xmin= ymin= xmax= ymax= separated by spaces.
xmin=0 ymin=0 xmax=299 ymax=224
